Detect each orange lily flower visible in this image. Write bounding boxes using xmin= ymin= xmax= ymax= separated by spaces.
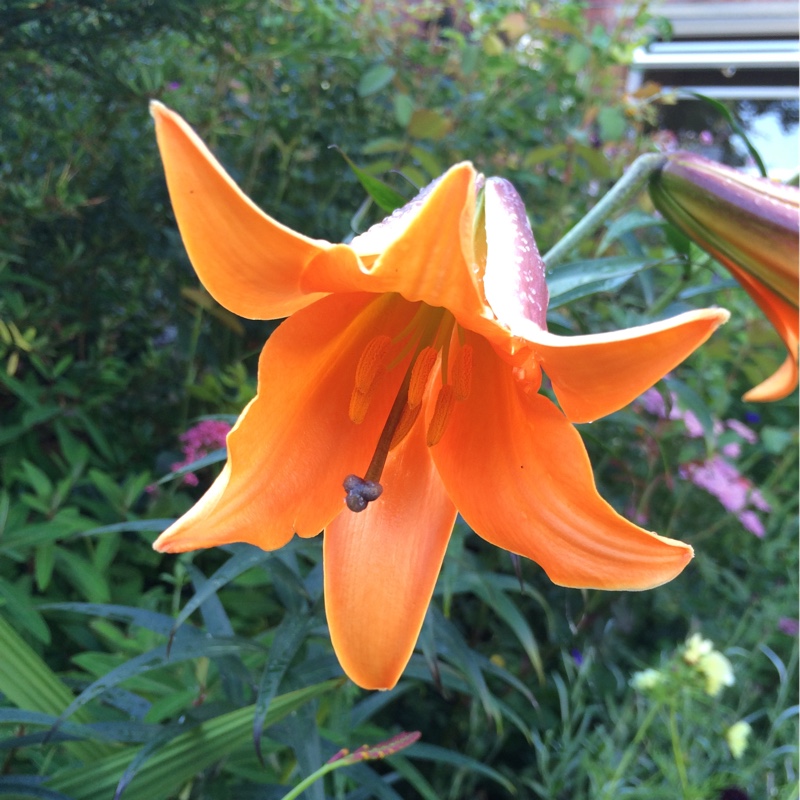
xmin=150 ymin=102 xmax=729 ymax=690
xmin=650 ymin=151 xmax=799 ymax=402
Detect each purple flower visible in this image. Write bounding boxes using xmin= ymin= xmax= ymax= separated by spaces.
xmin=726 ymin=419 xmax=757 ymax=444
xmin=737 ymin=510 xmax=765 ymax=538
xmin=778 ymin=617 xmax=800 ymax=636
xmin=680 ymin=456 xmax=748 ymax=512
xmin=171 ymin=419 xmax=232 ymax=485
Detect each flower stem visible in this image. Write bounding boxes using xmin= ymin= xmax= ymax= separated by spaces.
xmin=543 ymin=153 xmax=667 ymax=269
xmin=600 ymin=700 xmax=661 ymax=799
xmin=669 ymin=702 xmax=689 ymax=796
xmin=278 ymin=762 xmax=339 ymax=800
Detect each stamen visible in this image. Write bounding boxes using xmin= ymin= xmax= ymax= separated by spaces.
xmin=452 ymin=344 xmax=473 ymax=401
xmin=407 ymin=347 xmax=438 ymax=408
xmin=343 ymin=306 xmax=458 ymax=511
xmin=426 ymin=384 xmax=455 ymax=446
xmin=354 ymin=335 xmax=391 ymax=393
xmin=389 ymin=403 xmax=422 ymax=450
xmin=349 ymin=386 xmax=374 ymax=424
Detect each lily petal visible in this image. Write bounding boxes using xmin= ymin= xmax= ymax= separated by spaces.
xmin=520 ymin=308 xmax=729 ymax=423
xmin=726 ymin=259 xmax=798 ymax=401
xmin=304 ymin=163 xmax=496 ymax=338
xmin=154 ymin=292 xmax=417 ymax=552
xmin=432 ymin=333 xmax=693 ymax=591
xmin=483 ymin=176 xmax=549 ymax=331
xmin=151 ymin=101 xmax=353 ymax=320
xmin=324 ymin=416 xmax=457 ymax=690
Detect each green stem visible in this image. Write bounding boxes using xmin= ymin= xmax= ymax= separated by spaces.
xmin=600 ymin=700 xmax=661 ymax=799
xmin=179 ymin=303 xmax=204 ymax=432
xmin=543 ymin=152 xmax=666 ymax=269
xmin=669 ymin=702 xmax=689 ymax=796
xmin=279 ymin=761 xmax=341 ymax=800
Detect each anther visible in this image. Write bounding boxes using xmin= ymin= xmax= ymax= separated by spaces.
xmin=407 ymin=347 xmax=438 ymax=408
xmin=389 ymin=403 xmax=422 ymax=450
xmin=343 ymin=474 xmax=383 ymax=513
xmin=349 ymin=386 xmax=374 ymax=424
xmin=354 ymin=335 xmax=391 ymax=394
xmin=451 ymin=344 xmax=473 ymax=401
xmin=426 ymin=384 xmax=456 ymax=446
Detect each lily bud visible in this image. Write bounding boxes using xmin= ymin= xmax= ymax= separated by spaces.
xmin=650 ymin=151 xmax=799 ymax=401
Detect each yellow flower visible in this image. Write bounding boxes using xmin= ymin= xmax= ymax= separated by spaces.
xmin=725 ymin=720 xmax=752 ymax=759
xmin=683 ymin=632 xmax=714 ymax=665
xmin=697 ymin=650 xmax=735 ymax=697
xmin=150 ymin=103 xmax=729 ymax=690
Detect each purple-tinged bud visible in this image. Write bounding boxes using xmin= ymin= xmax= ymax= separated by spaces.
xmin=650 ymin=151 xmax=799 ymax=401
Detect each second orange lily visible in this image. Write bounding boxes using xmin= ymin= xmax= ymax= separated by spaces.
xmin=151 ymin=102 xmax=729 ymax=690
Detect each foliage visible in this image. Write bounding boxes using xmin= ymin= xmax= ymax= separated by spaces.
xmin=0 ymin=1 xmax=797 ymax=798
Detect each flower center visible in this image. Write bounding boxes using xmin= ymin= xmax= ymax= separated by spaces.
xmin=343 ymin=302 xmax=473 ymax=513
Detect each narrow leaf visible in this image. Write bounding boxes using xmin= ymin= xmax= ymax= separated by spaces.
xmin=47 ymin=682 xmax=339 ymax=800
xmin=253 ymin=613 xmax=316 ymax=764
xmin=331 ymin=147 xmax=408 ymax=213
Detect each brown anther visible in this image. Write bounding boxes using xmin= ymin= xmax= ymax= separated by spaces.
xmin=349 ymin=385 xmax=375 ymax=424
xmin=426 ymin=384 xmax=456 ymax=446
xmin=407 ymin=346 xmax=438 ymax=408
xmin=389 ymin=403 xmax=422 ymax=450
xmin=354 ymin=335 xmax=392 ymax=394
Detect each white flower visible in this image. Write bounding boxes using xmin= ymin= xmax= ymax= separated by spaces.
xmin=630 ymin=668 xmax=664 ymax=692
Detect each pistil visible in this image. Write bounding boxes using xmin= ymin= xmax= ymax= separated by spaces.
xmin=343 ymin=308 xmax=473 ymax=513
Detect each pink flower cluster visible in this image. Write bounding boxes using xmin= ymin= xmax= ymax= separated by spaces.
xmin=171 ymin=419 xmax=232 ymax=486
xmin=638 ymin=388 xmax=770 ymax=537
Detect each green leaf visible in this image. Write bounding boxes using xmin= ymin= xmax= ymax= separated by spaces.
xmin=0 ymin=614 xmax=108 ymax=762
xmin=357 ymin=64 xmax=395 ymax=97
xmin=253 ymin=613 xmax=317 ymax=763
xmin=155 ymin=448 xmax=226 ymax=485
xmin=393 ymin=93 xmax=414 ymax=127
xmin=79 ymin=519 xmax=175 ymax=537
xmin=761 ymin=426 xmax=795 ymax=456
xmin=426 ymin=606 xmax=500 ymax=724
xmin=409 ymin=743 xmax=516 ymax=795
xmin=0 ymin=777 xmax=73 ymax=799
xmin=459 ymin=572 xmax=544 ymax=684
xmin=597 ymin=211 xmax=664 ymax=255
xmin=47 ymin=682 xmax=340 ymax=800
xmin=332 ymin=147 xmax=408 ymax=213
xmin=56 ymin=548 xmax=110 ymax=604
xmin=565 ymin=42 xmax=590 ymax=74
xmin=523 ymin=144 xmax=567 ymax=169
xmin=51 ymin=636 xmax=264 ymax=729
xmin=689 ymin=92 xmax=768 ymax=177
xmin=168 ymin=544 xmax=272 ymax=641
xmin=0 ymin=578 xmax=50 ymax=644
xmin=597 ymin=106 xmax=626 ymax=142
xmin=409 ymin=146 xmax=442 ymax=180
xmin=547 ymin=256 xmax=662 ymax=308
xmin=407 ymin=109 xmax=451 ymax=141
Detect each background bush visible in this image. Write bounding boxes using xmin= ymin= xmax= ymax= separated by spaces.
xmin=1 ymin=1 xmax=796 ymax=798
